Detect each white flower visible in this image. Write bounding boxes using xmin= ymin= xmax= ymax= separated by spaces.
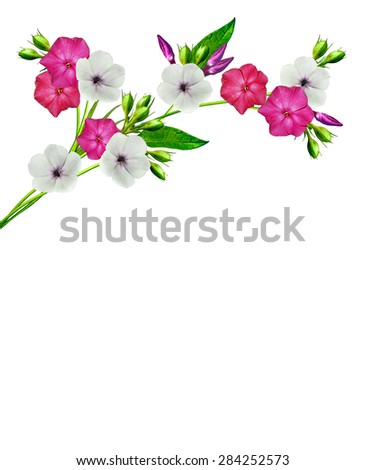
xmin=280 ymin=57 xmax=330 ymax=107
xmin=100 ymin=134 xmax=150 ymax=188
xmin=76 ymin=51 xmax=125 ymax=102
xmin=157 ymin=63 xmax=212 ymax=113
xmin=28 ymin=145 xmax=81 ymax=193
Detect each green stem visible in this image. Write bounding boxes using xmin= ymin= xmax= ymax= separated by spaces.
xmin=0 ymin=189 xmax=36 ymax=222
xmin=199 ymin=100 xmax=227 ymax=107
xmin=77 ymin=163 xmax=99 ymax=176
xmin=0 ymin=193 xmax=46 ymax=229
xmin=14 ymin=189 xmax=36 ymax=209
xmin=76 ymin=106 xmax=81 ymax=135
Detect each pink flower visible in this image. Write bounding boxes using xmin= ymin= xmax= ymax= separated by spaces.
xmin=77 ymin=118 xmax=120 ymax=160
xmin=40 ymin=37 xmax=90 ymax=88
xmin=34 ymin=71 xmax=80 ymax=117
xmin=220 ymin=64 xmax=268 ymax=114
xmin=258 ymin=86 xmax=314 ymax=137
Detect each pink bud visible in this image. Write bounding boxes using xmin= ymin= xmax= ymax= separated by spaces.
xmin=157 ymin=35 xmax=175 ymax=64
xmin=204 ymin=57 xmax=234 ymax=76
xmin=314 ymin=112 xmax=343 ymax=127
xmin=207 ymin=44 xmax=227 ymax=67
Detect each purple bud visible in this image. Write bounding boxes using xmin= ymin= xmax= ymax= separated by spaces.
xmin=157 ymin=35 xmax=175 ymax=64
xmin=207 ymin=43 xmax=227 ymax=67
xmin=314 ymin=112 xmax=343 ymax=127
xmin=204 ymin=57 xmax=234 ymax=76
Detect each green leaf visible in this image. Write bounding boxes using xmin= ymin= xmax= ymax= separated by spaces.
xmin=140 ymin=126 xmax=208 ymax=150
xmin=191 ymin=18 xmax=236 ymax=68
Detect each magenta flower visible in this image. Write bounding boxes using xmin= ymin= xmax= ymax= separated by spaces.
xmin=40 ymin=37 xmax=90 ymax=88
xmin=157 ymin=35 xmax=176 ymax=64
xmin=220 ymin=64 xmax=268 ymax=114
xmin=34 ymin=71 xmax=80 ymax=117
xmin=259 ymin=86 xmax=314 ymax=137
xmin=314 ymin=112 xmax=343 ymax=127
xmin=203 ymin=44 xmax=234 ymax=76
xmin=77 ymin=118 xmax=120 ymax=160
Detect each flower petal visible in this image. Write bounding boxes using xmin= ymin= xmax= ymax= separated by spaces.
xmin=304 ymin=87 xmax=327 ymax=107
xmin=89 ymin=50 xmax=114 ymax=76
xmin=100 ymin=150 xmax=118 ymax=176
xmin=190 ymin=80 xmax=213 ymax=103
xmin=240 ymin=64 xmax=259 ymax=85
xmin=60 ymin=86 xmax=81 ymax=109
xmin=44 ymin=144 xmax=68 ymax=168
xmin=112 ymin=166 xmax=135 ymax=188
xmin=102 ymin=64 xmax=125 ymax=87
xmin=53 ymin=175 xmax=78 ymax=192
xmin=309 ymin=67 xmax=330 ymax=90
xmin=287 ymin=86 xmax=310 ymax=111
xmin=173 ymin=92 xmax=200 ymax=113
xmin=292 ymin=107 xmax=315 ymax=128
xmin=293 ymin=57 xmax=317 ymax=78
xmin=78 ymin=80 xmax=100 ymax=102
xmin=123 ymin=135 xmax=147 ymax=159
xmin=32 ymin=175 xmax=57 ymax=193
xmin=267 ymin=114 xmax=288 ymax=136
xmin=62 ymin=152 xmax=82 ymax=175
xmin=94 ymin=85 xmax=121 ymax=102
xmin=182 ymin=63 xmax=205 ymax=86
xmin=126 ymin=157 xmax=150 ymax=178
xmin=157 ymin=82 xmax=180 ymax=105
xmin=222 ymin=68 xmax=244 ymax=87
xmin=28 ymin=154 xmax=51 ymax=177
xmin=161 ymin=64 xmax=183 ymax=85
xmin=76 ymin=58 xmax=93 ymax=81
xmin=105 ymin=133 xmax=127 ymax=157
xmin=280 ymin=64 xmax=301 ymax=86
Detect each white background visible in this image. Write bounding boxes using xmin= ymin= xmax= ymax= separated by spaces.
xmin=0 ymin=1 xmax=364 ymax=469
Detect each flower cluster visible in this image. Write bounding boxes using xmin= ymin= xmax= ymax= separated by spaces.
xmin=219 ymin=37 xmax=344 ymax=157
xmin=156 ymin=29 xmax=345 ymax=157
xmin=0 ymin=23 xmax=345 ymax=229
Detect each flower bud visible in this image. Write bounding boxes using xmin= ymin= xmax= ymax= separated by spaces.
xmin=194 ymin=45 xmax=210 ymax=65
xmin=179 ymin=45 xmax=192 ymax=65
xmin=324 ymin=49 xmax=346 ymax=63
xmin=319 ymin=50 xmax=346 ymax=66
xmin=148 ymin=150 xmax=172 ymax=163
xmin=136 ymin=95 xmax=152 ymax=109
xmin=131 ymin=106 xmax=150 ymax=123
xmin=32 ymin=32 xmax=50 ymax=51
xmin=314 ymin=112 xmax=343 ymax=127
xmin=18 ymin=48 xmax=43 ymax=60
xmin=307 ymin=135 xmax=320 ymax=159
xmin=312 ymin=126 xmax=334 ymax=143
xmin=207 ymin=44 xmax=227 ymax=67
xmin=312 ymin=37 xmax=329 ymax=60
xmin=150 ymin=162 xmax=166 ymax=180
xmin=204 ymin=57 xmax=234 ymax=76
xmin=139 ymin=120 xmax=164 ymax=131
xmin=122 ymin=93 xmax=134 ymax=116
xmin=157 ymin=35 xmax=176 ymax=64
